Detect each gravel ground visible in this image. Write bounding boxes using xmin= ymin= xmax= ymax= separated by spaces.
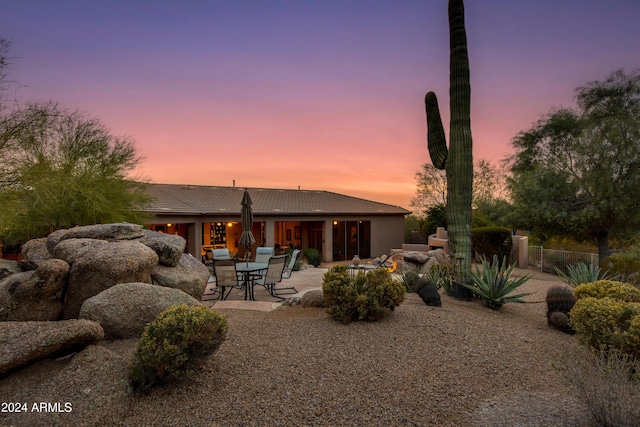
xmin=0 ymin=271 xmax=592 ymax=427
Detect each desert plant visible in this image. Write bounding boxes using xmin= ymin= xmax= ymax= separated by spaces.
xmin=322 ymin=265 xmax=405 ymax=324
xmin=424 ymin=0 xmax=474 ymax=300
xmin=461 ymin=256 xmax=532 ymax=309
xmin=574 ymin=280 xmax=640 ymax=303
xmin=398 ymin=270 xmax=420 ymax=293
xmin=601 ymin=251 xmax=640 ymax=286
xmin=546 ymin=285 xmax=576 ymax=334
xmin=129 ymin=304 xmax=228 ymax=391
xmin=569 ymin=297 xmax=640 ymax=358
xmin=422 ymin=264 xmax=452 ymax=292
xmin=471 ymin=227 xmax=512 ymax=263
xmin=559 ymin=348 xmax=640 ymax=427
xmin=555 ymin=262 xmax=609 ymax=288
xmin=303 ymin=248 xmax=322 ymax=267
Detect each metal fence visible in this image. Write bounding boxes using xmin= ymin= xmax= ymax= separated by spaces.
xmin=528 ymin=246 xmax=599 ymax=274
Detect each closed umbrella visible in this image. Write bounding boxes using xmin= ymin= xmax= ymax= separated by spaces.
xmin=239 ymin=188 xmax=256 ymax=265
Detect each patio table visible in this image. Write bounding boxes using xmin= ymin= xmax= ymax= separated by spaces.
xmin=235 ymin=262 xmax=268 ymax=300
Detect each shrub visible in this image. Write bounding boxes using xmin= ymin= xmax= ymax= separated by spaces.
xmin=398 ymin=270 xmax=420 ymax=293
xmin=569 ymin=297 xmax=640 ymax=358
xmin=559 ymin=348 xmax=640 ymax=427
xmin=574 ymin=280 xmax=640 ymax=303
xmin=546 ymin=285 xmax=576 ymax=334
xmin=129 ymin=304 xmax=228 ymax=391
xmin=471 ymin=227 xmax=512 ymax=264
xmin=461 ymin=256 xmax=532 ymax=309
xmin=555 ymin=263 xmax=609 ymax=288
xmin=303 ymin=248 xmax=322 ymax=267
xmin=422 ymin=264 xmax=452 ymax=292
xmin=322 ymin=265 xmax=405 ymax=324
xmin=602 ymin=252 xmax=640 ymax=286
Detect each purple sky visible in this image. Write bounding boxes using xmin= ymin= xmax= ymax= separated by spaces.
xmin=3 ymin=0 xmax=640 ymax=209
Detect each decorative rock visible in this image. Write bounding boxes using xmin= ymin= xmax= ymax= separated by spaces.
xmin=0 ymin=259 xmax=21 ymax=280
xmin=47 ymin=223 xmax=144 ymax=253
xmin=301 ymin=289 xmax=325 ymax=308
xmin=0 ymin=319 xmax=104 ymax=375
xmin=0 ymin=259 xmax=70 ymax=321
xmin=394 ymin=259 xmax=419 ymax=273
xmin=52 ymin=238 xmax=109 ymax=266
xmin=20 ymin=238 xmax=52 ymax=271
xmin=151 ymin=253 xmax=210 ymax=299
xmin=79 ymin=282 xmax=201 ymax=339
xmin=62 ymin=241 xmax=159 ymax=319
xmin=139 ymin=230 xmax=186 ymax=267
xmin=419 ymin=257 xmax=439 ymax=275
xmin=403 ymin=251 xmax=431 ymax=264
xmin=427 ymin=248 xmax=449 ymax=265
xmin=416 ymin=279 xmax=442 ymax=307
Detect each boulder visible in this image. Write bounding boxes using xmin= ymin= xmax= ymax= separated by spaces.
xmin=419 ymin=257 xmax=439 ymax=275
xmin=416 ymin=280 xmax=442 ymax=307
xmin=47 ymin=223 xmax=144 ymax=253
xmin=0 ymin=259 xmax=21 ymax=280
xmin=0 ymin=259 xmax=70 ymax=321
xmin=403 ymin=251 xmax=430 ymax=264
xmin=394 ymin=259 xmax=419 ymax=273
xmin=52 ymin=238 xmax=109 ymax=265
xmin=427 ymin=248 xmax=449 ymax=265
xmin=301 ymin=289 xmax=325 ymax=308
xmin=20 ymin=238 xmax=52 ymax=271
xmin=0 ymin=319 xmax=104 ymax=375
xmin=62 ymin=241 xmax=159 ymax=319
xmin=151 ymin=253 xmax=209 ymax=299
xmin=79 ymin=282 xmax=201 ymax=339
xmin=138 ymin=229 xmax=186 ymax=267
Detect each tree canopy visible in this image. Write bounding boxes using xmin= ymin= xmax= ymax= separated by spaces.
xmin=508 ymin=69 xmax=640 ymax=260
xmin=0 ymin=101 xmax=152 ymax=244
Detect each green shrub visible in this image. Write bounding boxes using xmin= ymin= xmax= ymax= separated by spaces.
xmin=569 ymin=297 xmax=640 ymax=358
xmin=555 ymin=263 xmax=609 ymax=288
xmin=471 ymin=227 xmax=512 ymax=263
xmin=461 ymin=256 xmax=532 ymax=309
xmin=602 ymin=252 xmax=640 ymax=286
xmin=398 ymin=270 xmax=420 ymax=293
xmin=574 ymin=280 xmax=640 ymax=303
xmin=303 ymin=248 xmax=322 ymax=267
xmin=129 ymin=304 xmax=228 ymax=391
xmin=322 ymin=265 xmax=405 ymax=324
xmin=422 ymin=264 xmax=451 ymax=292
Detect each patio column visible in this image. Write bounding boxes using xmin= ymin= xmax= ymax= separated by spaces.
xmin=324 ymin=219 xmax=333 ymax=262
xmin=264 ymin=219 xmax=275 ymax=247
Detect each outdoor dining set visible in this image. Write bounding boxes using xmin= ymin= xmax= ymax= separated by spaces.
xmin=202 ymin=247 xmax=300 ymax=302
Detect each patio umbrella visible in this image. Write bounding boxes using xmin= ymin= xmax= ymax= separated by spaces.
xmin=239 ymin=188 xmax=256 ymax=265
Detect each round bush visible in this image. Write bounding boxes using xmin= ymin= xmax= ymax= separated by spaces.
xmin=129 ymin=304 xmax=228 ymax=391
xmin=574 ymin=280 xmax=640 ymax=303
xmin=322 ymin=265 xmax=405 ymax=324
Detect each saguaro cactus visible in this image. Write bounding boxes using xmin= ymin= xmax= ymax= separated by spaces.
xmin=425 ymin=0 xmax=473 ymax=299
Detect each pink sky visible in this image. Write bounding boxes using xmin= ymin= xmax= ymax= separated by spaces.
xmin=4 ymin=1 xmax=640 ymax=210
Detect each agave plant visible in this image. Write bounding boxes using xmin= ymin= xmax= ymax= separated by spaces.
xmin=555 ymin=263 xmax=609 ymax=288
xmin=462 ymin=257 xmax=532 ymax=309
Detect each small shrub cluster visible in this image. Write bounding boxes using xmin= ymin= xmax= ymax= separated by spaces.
xmin=574 ymin=280 xmax=640 ymax=302
xmin=601 ymin=251 xmax=640 ymax=286
xmin=322 ymin=265 xmax=405 ymax=324
xmin=129 ymin=304 xmax=228 ymax=392
xmin=461 ymin=257 xmax=532 ymax=310
xmin=546 ymin=285 xmax=576 ymax=334
xmin=421 ymin=264 xmax=451 ymax=292
xmin=398 ymin=270 xmax=420 ymax=293
xmin=303 ymin=248 xmax=322 ymax=267
xmin=471 ymin=227 xmax=512 ymax=264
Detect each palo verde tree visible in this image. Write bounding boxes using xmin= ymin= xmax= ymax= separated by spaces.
xmin=509 ymin=69 xmax=640 ymax=261
xmin=0 ymin=101 xmax=152 ymax=244
xmin=424 ymin=0 xmax=474 ymax=299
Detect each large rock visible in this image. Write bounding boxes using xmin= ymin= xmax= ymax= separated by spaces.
xmin=47 ymin=223 xmax=144 ymax=253
xmin=62 ymin=241 xmax=159 ymax=319
xmin=301 ymin=289 xmax=325 ymax=308
xmin=151 ymin=253 xmax=209 ymax=299
xmin=403 ymin=251 xmax=431 ymax=264
xmin=0 ymin=259 xmax=70 ymax=321
xmin=0 ymin=259 xmax=21 ymax=281
xmin=427 ymin=248 xmax=449 ymax=265
xmin=138 ymin=229 xmax=186 ymax=267
xmin=0 ymin=319 xmax=104 ymax=375
xmin=20 ymin=238 xmax=52 ymax=271
xmin=79 ymin=282 xmax=201 ymax=339
xmin=52 ymin=238 xmax=109 ymax=265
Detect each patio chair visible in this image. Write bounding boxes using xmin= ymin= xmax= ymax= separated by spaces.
xmin=254 ymin=247 xmax=274 ymax=263
xmin=212 ymin=248 xmax=231 ymax=260
xmin=209 ymin=258 xmax=243 ymax=300
xmin=282 ymin=249 xmax=300 ymax=279
xmin=252 ymin=255 xmax=296 ymax=300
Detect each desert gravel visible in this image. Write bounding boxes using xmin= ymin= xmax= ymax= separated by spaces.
xmin=0 ymin=271 xmax=592 ymax=426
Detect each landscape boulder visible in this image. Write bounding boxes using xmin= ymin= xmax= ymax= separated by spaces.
xmin=62 ymin=240 xmax=159 ymax=319
xmin=52 ymin=238 xmax=109 ymax=266
xmin=301 ymin=289 xmax=325 ymax=307
xmin=138 ymin=229 xmax=186 ymax=267
xmin=0 ymin=259 xmax=21 ymax=280
xmin=20 ymin=238 xmax=52 ymax=271
xmin=415 ymin=278 xmax=442 ymax=307
xmin=47 ymin=222 xmax=144 ymax=253
xmin=151 ymin=253 xmax=210 ymax=299
xmin=0 ymin=259 xmax=70 ymax=321
xmin=79 ymin=282 xmax=201 ymax=339
xmin=0 ymin=319 xmax=104 ymax=375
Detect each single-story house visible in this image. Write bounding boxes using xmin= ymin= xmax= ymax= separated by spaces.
xmin=142 ymin=184 xmax=410 ymax=263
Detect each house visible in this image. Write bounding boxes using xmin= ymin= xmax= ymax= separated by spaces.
xmin=142 ymin=184 xmax=410 ymax=263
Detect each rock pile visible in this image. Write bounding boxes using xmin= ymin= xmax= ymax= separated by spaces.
xmin=0 ymin=222 xmax=210 ymax=375
xmin=389 ymin=248 xmax=449 ymax=274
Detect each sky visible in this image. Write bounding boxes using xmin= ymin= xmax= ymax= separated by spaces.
xmin=3 ymin=0 xmax=640 ymax=210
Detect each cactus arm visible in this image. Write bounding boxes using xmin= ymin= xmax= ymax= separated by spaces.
xmin=425 ymin=91 xmax=448 ymax=170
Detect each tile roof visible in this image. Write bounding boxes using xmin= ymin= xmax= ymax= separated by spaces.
xmin=143 ymin=184 xmax=410 ymax=216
